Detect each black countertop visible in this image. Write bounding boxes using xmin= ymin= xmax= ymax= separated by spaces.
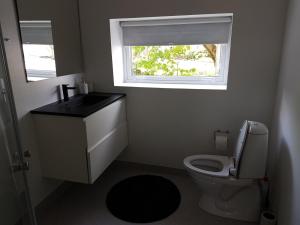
xmin=31 ymin=92 xmax=126 ymax=118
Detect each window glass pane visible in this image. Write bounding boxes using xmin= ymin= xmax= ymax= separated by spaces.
xmin=131 ymin=44 xmax=221 ymax=77
xmin=22 ymin=44 xmax=56 ymax=80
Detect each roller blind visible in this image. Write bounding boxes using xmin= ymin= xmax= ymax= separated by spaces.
xmin=120 ymin=15 xmax=233 ymax=46
xmin=20 ymin=21 xmax=54 ymax=45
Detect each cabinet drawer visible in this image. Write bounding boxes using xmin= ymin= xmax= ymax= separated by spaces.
xmin=84 ymin=99 xmax=126 ymax=150
xmin=87 ymin=122 xmax=128 ymax=183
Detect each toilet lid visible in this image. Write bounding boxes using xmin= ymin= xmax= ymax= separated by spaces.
xmin=233 ymin=120 xmax=249 ymax=171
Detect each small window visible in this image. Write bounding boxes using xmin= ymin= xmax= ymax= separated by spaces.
xmin=110 ymin=14 xmax=233 ymax=90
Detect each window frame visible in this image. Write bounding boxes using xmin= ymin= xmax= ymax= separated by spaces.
xmin=123 ymin=44 xmax=229 ymax=86
xmin=110 ymin=14 xmax=233 ymax=90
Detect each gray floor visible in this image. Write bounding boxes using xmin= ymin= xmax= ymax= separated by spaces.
xmin=36 ymin=161 xmax=257 ymax=225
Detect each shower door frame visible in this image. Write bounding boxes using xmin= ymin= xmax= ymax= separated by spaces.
xmin=0 ymin=24 xmax=36 ymax=225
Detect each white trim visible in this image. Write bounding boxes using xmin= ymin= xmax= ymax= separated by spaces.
xmin=114 ymin=82 xmax=227 ymax=90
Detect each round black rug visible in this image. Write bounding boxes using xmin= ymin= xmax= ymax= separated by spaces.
xmin=106 ymin=175 xmax=181 ymax=223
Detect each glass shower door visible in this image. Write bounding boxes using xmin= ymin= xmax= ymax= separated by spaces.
xmin=0 ymin=27 xmax=35 ymax=225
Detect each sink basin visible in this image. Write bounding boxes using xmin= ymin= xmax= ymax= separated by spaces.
xmin=31 ymin=92 xmax=125 ymax=117
xmin=62 ymin=95 xmax=110 ymax=108
xmin=81 ymin=95 xmax=109 ymax=106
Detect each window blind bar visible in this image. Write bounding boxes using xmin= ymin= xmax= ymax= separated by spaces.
xmin=20 ymin=20 xmax=52 ymax=28
xmin=120 ymin=17 xmax=232 ymax=27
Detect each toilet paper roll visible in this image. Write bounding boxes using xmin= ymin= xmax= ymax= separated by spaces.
xmin=215 ymin=133 xmax=228 ymax=151
xmin=260 ymin=211 xmax=276 ymax=225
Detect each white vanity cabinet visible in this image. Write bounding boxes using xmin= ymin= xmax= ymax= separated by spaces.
xmin=32 ymin=98 xmax=128 ymax=184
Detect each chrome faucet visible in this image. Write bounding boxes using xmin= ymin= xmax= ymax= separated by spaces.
xmin=62 ymin=84 xmax=77 ymax=101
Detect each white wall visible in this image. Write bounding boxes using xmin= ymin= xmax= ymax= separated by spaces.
xmin=78 ymin=0 xmax=288 ymax=169
xmin=0 ymin=0 xmax=82 ymax=205
xmin=269 ymin=0 xmax=300 ymax=224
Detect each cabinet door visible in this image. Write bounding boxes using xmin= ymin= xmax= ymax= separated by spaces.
xmin=33 ymin=115 xmax=89 ymax=183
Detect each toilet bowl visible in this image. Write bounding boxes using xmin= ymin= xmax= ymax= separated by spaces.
xmin=183 ymin=121 xmax=268 ymax=222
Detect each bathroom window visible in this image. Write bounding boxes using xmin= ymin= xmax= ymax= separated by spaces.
xmin=110 ymin=14 xmax=233 ymax=90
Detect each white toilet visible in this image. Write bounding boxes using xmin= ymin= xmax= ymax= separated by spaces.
xmin=183 ymin=120 xmax=268 ymax=222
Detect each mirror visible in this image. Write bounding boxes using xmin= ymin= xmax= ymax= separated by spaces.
xmin=15 ymin=0 xmax=83 ymax=82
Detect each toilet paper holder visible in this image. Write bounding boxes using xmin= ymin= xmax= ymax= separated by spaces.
xmin=214 ymin=130 xmax=229 ymax=151
xmin=213 ymin=130 xmax=229 ymax=142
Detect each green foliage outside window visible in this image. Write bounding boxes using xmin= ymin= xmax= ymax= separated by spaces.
xmin=131 ymin=45 xmax=217 ymax=77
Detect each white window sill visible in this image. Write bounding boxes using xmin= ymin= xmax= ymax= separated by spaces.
xmin=114 ymin=82 xmax=227 ymax=90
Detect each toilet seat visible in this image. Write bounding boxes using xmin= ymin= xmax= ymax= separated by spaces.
xmin=183 ymin=155 xmax=234 ymax=178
